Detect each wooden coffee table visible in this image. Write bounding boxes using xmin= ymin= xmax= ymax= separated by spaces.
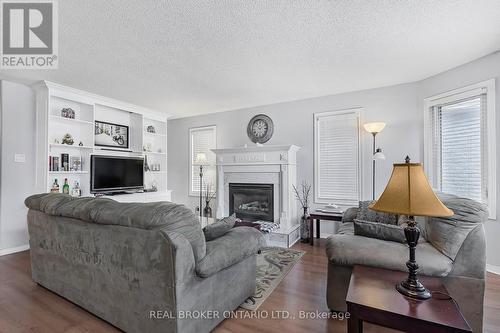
xmin=346 ymin=266 xmax=471 ymax=333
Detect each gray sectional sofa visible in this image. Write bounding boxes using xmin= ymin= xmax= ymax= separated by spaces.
xmin=25 ymin=193 xmax=265 ymax=333
xmin=326 ymin=194 xmax=487 ymax=333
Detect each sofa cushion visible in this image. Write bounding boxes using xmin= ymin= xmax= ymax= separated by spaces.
xmin=423 ymin=193 xmax=488 ymax=260
xmin=196 ymin=227 xmax=265 ymax=278
xmin=325 ymin=233 xmax=452 ymax=277
xmin=203 ymin=214 xmax=237 ymax=241
xmin=353 ymin=219 xmax=406 ymax=243
xmin=356 ymin=200 xmax=398 ymax=225
xmin=25 ymin=193 xmax=207 ymax=263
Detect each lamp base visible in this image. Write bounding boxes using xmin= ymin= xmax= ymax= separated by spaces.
xmin=396 ymin=279 xmax=431 ymax=300
xmin=398 ymin=217 xmax=431 ymax=300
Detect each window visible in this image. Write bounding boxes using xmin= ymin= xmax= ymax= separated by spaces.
xmin=424 ymin=80 xmax=496 ymax=219
xmin=189 ymin=126 xmax=216 ymax=196
xmin=314 ymin=109 xmax=361 ymax=206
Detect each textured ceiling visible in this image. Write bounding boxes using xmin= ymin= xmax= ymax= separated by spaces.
xmin=2 ymin=0 xmax=500 ymax=117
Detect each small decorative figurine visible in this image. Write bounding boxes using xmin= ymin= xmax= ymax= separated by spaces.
xmin=78 ymin=141 xmax=83 ymax=146
xmin=61 ymin=108 xmax=75 ymax=119
xmin=62 ymin=133 xmax=74 ymax=145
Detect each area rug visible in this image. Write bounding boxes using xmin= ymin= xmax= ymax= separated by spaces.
xmin=240 ymin=247 xmax=305 ymax=311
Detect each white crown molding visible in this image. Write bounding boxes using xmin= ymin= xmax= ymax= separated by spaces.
xmin=31 ymin=80 xmax=170 ymax=120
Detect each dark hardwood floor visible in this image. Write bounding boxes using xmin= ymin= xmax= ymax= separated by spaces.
xmin=0 ymin=240 xmax=498 ymax=333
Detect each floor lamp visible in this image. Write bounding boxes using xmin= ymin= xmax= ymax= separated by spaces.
xmin=363 ymin=122 xmax=386 ymax=200
xmin=194 ymin=153 xmax=208 ymax=219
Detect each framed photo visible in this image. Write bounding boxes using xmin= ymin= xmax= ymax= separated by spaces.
xmin=94 ymin=120 xmax=129 ymax=149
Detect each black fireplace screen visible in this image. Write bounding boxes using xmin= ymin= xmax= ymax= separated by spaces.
xmin=229 ymin=183 xmax=274 ymax=222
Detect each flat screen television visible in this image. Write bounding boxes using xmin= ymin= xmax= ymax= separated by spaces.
xmin=91 ymin=155 xmax=144 ymax=194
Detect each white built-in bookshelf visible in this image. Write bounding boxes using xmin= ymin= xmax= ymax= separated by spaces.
xmin=34 ymin=81 xmax=171 ymax=202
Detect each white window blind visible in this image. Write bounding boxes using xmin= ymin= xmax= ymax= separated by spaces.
xmin=189 ymin=126 xmax=216 ymax=196
xmin=425 ymin=79 xmax=496 ymax=219
xmin=431 ymin=96 xmax=486 ymax=203
xmin=314 ymin=110 xmax=361 ymax=205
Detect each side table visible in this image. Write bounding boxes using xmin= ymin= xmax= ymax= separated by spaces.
xmin=346 ymin=266 xmax=471 ymax=333
xmin=308 ymin=211 xmax=343 ymax=245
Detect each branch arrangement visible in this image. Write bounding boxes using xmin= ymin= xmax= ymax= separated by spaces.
xmin=292 ymin=181 xmax=311 ymax=209
xmin=204 ymin=182 xmax=216 ymax=203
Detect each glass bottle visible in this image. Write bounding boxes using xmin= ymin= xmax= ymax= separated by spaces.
xmin=63 ymin=178 xmax=70 ymax=195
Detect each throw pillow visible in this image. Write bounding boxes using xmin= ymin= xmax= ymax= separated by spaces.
xmin=203 ymin=214 xmax=238 ymax=241
xmin=353 ymin=219 xmax=406 ymax=243
xmin=356 ymin=200 xmax=398 ymax=225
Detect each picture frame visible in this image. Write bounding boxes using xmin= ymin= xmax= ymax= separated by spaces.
xmin=94 ymin=120 xmax=129 ymax=149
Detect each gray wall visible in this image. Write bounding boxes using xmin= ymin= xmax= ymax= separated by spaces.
xmin=168 ymin=51 xmax=500 ymax=267
xmin=168 ymin=82 xmax=422 ymax=236
xmin=418 ymin=51 xmax=500 ymax=268
xmin=0 ymin=80 xmax=36 ymax=252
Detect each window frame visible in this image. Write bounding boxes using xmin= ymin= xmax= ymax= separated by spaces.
xmin=423 ymin=79 xmax=496 ymax=219
xmin=313 ymin=108 xmax=363 ymax=206
xmin=188 ymin=125 xmax=217 ymax=197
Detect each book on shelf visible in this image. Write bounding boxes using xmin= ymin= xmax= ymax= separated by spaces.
xmin=49 ymin=156 xmax=60 ymax=171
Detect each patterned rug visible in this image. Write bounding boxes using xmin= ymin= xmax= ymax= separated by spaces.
xmin=240 ymin=247 xmax=305 ymax=311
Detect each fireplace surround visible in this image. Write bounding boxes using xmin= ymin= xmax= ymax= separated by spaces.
xmin=212 ymin=145 xmax=301 ymax=248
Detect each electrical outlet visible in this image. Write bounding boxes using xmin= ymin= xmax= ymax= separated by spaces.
xmin=14 ymin=154 xmax=26 ymax=163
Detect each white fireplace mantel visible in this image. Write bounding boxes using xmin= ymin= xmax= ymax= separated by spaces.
xmin=212 ymin=145 xmax=301 ymax=240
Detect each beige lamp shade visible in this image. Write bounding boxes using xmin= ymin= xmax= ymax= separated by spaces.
xmin=363 ymin=122 xmax=386 ymax=134
xmin=369 ymin=161 xmax=453 ymax=217
xmin=194 ymin=152 xmax=208 ymax=165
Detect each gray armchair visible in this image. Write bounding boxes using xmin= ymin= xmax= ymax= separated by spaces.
xmin=326 ymin=194 xmax=487 ymax=332
xmin=25 ymin=193 xmax=264 ymax=333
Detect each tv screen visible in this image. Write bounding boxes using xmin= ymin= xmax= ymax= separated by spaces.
xmin=91 ymin=155 xmax=144 ymax=193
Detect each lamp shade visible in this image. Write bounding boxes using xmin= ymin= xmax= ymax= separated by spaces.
xmin=373 ymin=148 xmax=385 ymax=160
xmin=363 ymin=122 xmax=386 ymax=134
xmin=369 ymin=160 xmax=453 ymax=217
xmin=194 ymin=152 xmax=208 ymax=165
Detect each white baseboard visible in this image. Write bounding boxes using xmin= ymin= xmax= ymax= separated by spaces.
xmin=0 ymin=244 xmax=30 ymax=256
xmin=486 ymin=264 xmax=500 ymax=275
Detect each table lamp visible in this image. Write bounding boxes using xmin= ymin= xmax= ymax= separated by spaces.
xmin=369 ymin=156 xmax=453 ymax=300
xmin=194 ymin=152 xmax=208 ymax=219
xmin=363 ymin=122 xmax=386 ymax=200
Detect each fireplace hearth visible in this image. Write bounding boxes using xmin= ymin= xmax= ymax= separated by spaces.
xmin=229 ymin=183 xmax=274 ymax=222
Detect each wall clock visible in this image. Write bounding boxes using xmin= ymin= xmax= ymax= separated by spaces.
xmin=247 ymin=114 xmax=274 ymax=143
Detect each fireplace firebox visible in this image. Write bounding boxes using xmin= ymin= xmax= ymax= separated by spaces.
xmin=229 ymin=183 xmax=274 ymax=222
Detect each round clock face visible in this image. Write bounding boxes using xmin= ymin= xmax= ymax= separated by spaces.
xmin=252 ymin=119 xmax=268 ymax=137
xmin=247 ymin=114 xmax=274 ymax=143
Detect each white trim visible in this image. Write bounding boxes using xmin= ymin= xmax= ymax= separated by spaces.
xmin=486 ymin=264 xmax=500 ymax=275
xmin=423 ymin=79 xmax=496 ymax=219
xmin=313 ymin=108 xmax=363 ymax=206
xmin=0 ymin=244 xmax=30 ymax=256
xmin=32 ymin=81 xmax=169 ymax=120
xmin=188 ymin=125 xmax=217 ymax=197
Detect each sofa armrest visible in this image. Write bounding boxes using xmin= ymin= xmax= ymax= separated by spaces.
xmin=196 ymin=227 xmax=265 ymax=278
xmin=159 ymin=230 xmax=196 ymax=284
xmin=342 ymin=207 xmax=358 ymax=223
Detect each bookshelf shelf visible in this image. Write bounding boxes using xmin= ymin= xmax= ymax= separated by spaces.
xmin=49 ymin=171 xmax=89 ymax=174
xmin=49 ymin=115 xmax=94 ymax=125
xmin=49 ymin=143 xmax=94 ymax=150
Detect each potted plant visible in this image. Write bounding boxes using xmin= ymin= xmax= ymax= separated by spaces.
xmin=292 ymin=181 xmax=312 ymax=243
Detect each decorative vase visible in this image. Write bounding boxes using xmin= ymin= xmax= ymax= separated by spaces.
xmin=300 ymin=207 xmax=310 ymax=243
xmin=203 ymin=201 xmax=212 ymax=218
